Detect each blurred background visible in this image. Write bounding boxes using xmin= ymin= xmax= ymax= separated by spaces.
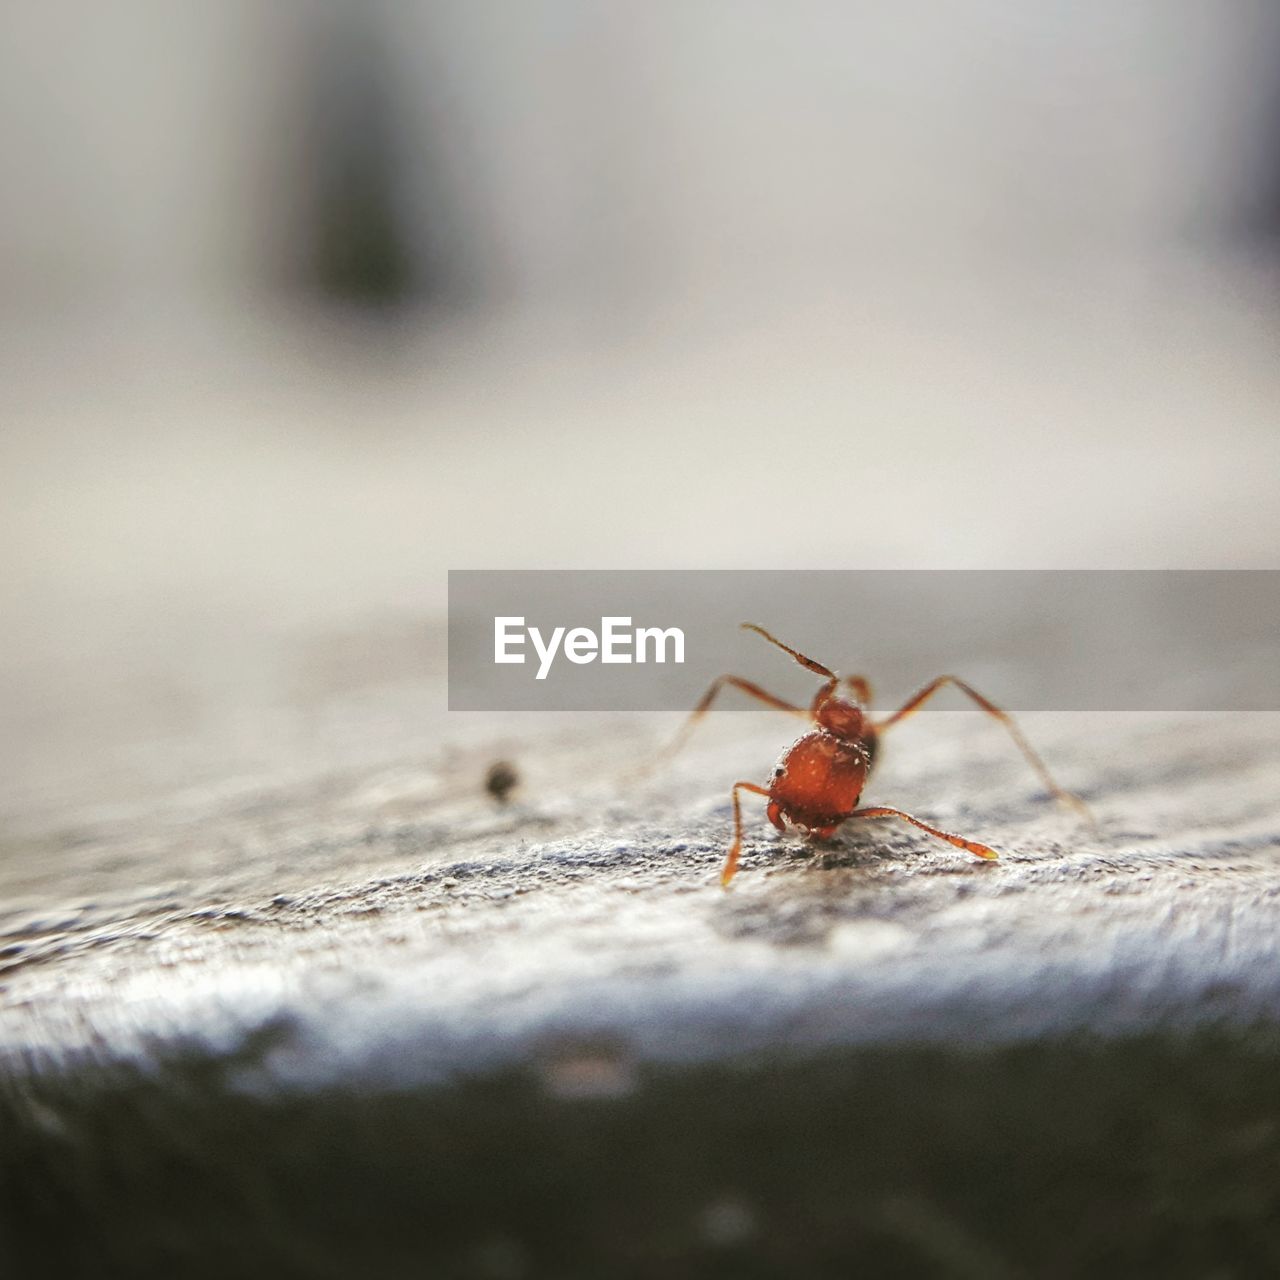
xmin=3 ymin=1 xmax=1280 ymax=835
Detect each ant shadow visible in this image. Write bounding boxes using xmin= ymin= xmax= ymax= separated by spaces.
xmin=756 ymin=822 xmax=1004 ymax=878
xmin=708 ymin=827 xmax=1001 ymax=948
xmin=814 ymin=825 xmax=1006 ymax=874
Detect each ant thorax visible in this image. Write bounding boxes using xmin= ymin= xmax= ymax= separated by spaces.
xmin=815 ymin=696 xmax=866 ymax=741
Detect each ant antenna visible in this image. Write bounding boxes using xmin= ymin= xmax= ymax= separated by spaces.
xmin=740 ymin=623 xmax=835 ymax=679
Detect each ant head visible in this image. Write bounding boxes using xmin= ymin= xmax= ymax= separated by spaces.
xmin=816 ymin=696 xmax=865 ymax=741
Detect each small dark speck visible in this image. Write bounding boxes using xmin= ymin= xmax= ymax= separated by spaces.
xmin=486 ymin=760 xmax=520 ymax=803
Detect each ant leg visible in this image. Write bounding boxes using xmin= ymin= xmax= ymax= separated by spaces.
xmin=876 ymin=676 xmax=1095 ymax=829
xmin=723 ymin=782 xmax=771 ymax=887
xmin=848 ymin=806 xmax=999 ymax=860
xmin=840 ymin=675 xmax=874 ymax=707
xmin=657 ymin=675 xmax=808 ymax=767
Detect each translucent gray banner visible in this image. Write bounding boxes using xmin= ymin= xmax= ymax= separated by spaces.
xmin=448 ymin=571 xmax=1279 ymax=711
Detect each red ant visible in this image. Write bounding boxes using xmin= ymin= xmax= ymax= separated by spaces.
xmin=665 ymin=623 xmax=1093 ymax=886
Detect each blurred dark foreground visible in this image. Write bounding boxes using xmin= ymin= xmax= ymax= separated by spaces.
xmin=5 ymin=1030 xmax=1280 ymax=1279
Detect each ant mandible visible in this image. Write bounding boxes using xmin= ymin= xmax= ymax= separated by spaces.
xmin=665 ymin=623 xmax=1093 ymax=886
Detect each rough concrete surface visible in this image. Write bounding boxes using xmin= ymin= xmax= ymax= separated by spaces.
xmin=2 ymin=658 xmax=1280 ymax=1276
